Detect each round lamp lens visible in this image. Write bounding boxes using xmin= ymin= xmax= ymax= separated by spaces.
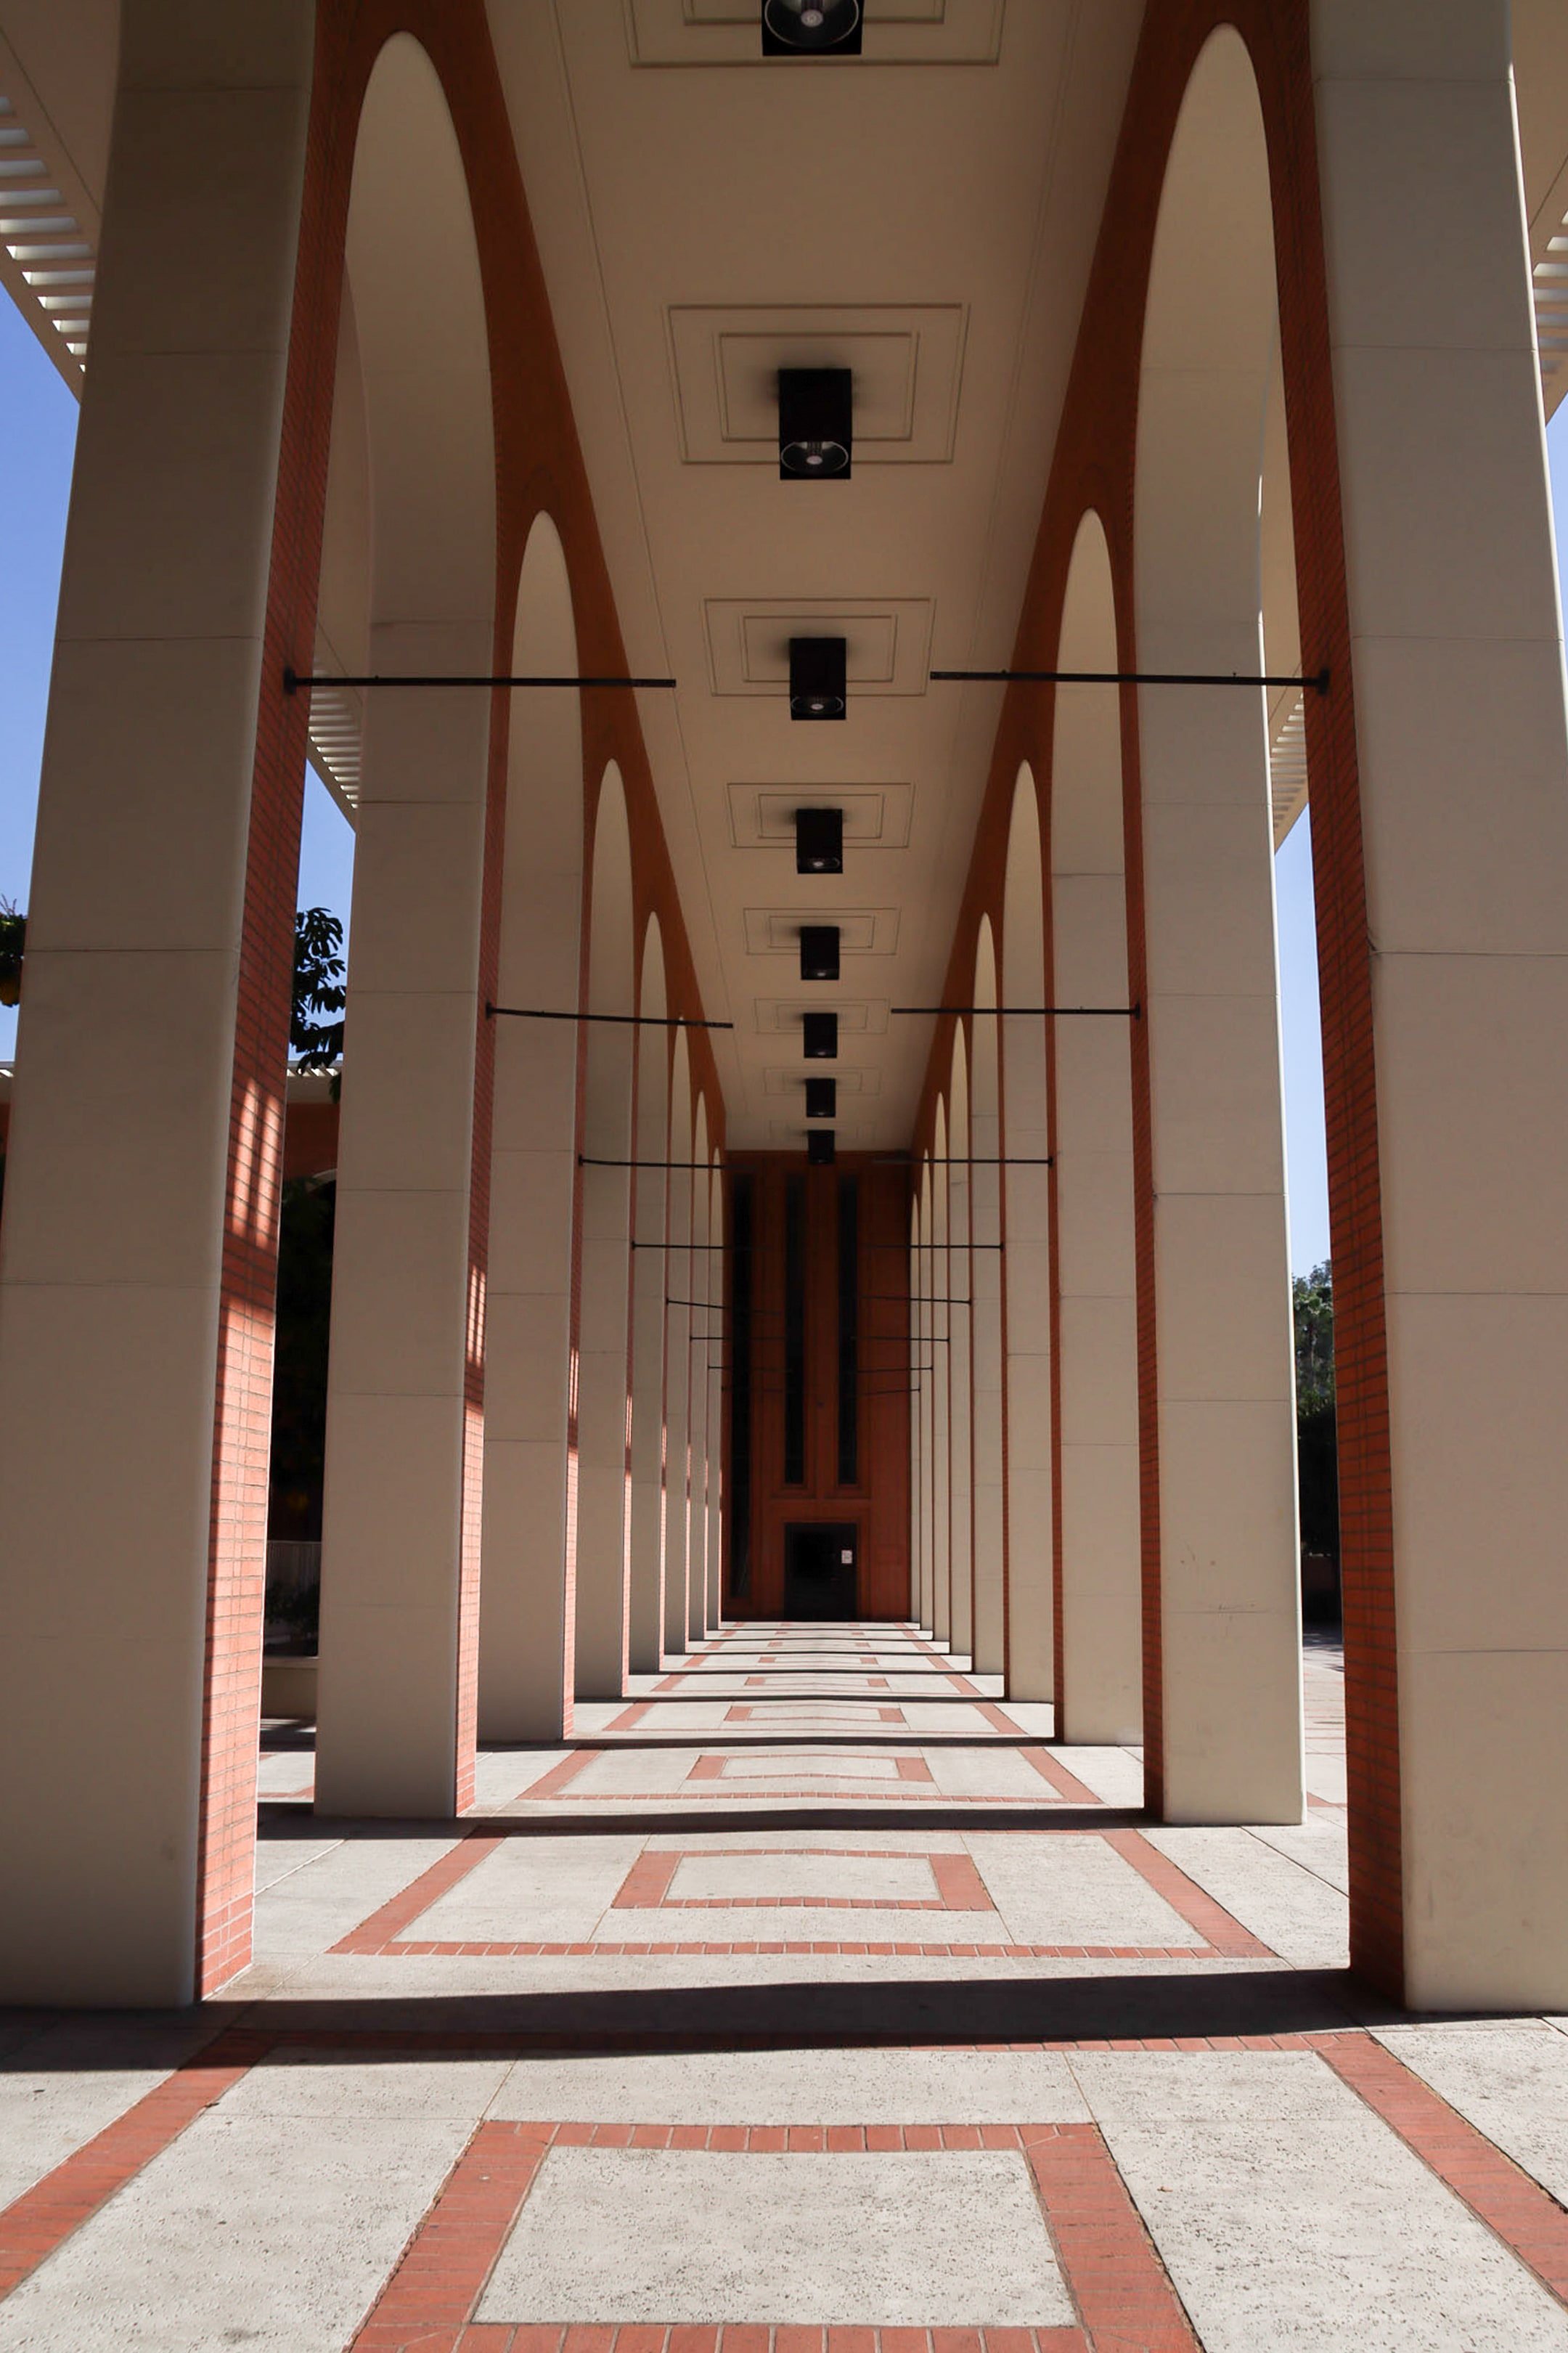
xmin=763 ymin=0 xmax=862 ymax=52
xmin=780 ymin=434 xmax=851 ymax=478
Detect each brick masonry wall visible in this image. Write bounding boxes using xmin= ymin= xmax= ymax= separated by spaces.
xmin=906 ymin=1 xmax=1401 ymax=1994
xmin=195 ymin=0 xmax=724 ymax=1991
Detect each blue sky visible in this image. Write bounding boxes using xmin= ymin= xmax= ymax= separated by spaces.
xmin=2 ymin=282 xmax=1567 ymax=1274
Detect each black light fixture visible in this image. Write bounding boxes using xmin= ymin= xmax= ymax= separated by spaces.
xmin=807 ymin=1128 xmax=837 ymax=1165
xmin=789 ymin=637 xmax=846 ymax=721
xmin=802 ymin=1011 xmax=838 ymax=1059
xmin=779 ymin=369 xmax=852 ymax=480
xmin=805 ymin=1077 xmax=837 ymax=1119
xmin=795 ymin=806 xmax=844 ymax=874
xmin=761 ymin=0 xmax=862 ymax=56
xmin=799 ymin=925 xmax=840 ymax=981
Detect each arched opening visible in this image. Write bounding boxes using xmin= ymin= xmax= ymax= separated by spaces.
xmin=627 ymin=915 xmax=669 ymax=1671
xmin=317 ymin=33 xmax=499 ymax=1814
xmin=1000 ymin=765 xmax=1053 ymax=1702
xmin=573 ymin=765 xmax=636 ymax=1700
xmin=1134 ymin=25 xmax=1302 ymax=1823
xmin=1051 ymin=512 xmax=1141 ymax=1746
xmin=969 ymin=920 xmax=1005 ymax=1677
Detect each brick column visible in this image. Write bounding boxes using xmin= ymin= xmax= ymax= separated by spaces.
xmin=1314 ymin=0 xmax=1568 ymax=2005
xmin=0 ymin=0 xmax=314 ymax=2003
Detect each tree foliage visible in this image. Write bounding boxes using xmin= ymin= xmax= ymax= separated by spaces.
xmin=291 ymin=905 xmax=346 ymax=1077
xmin=1293 ymin=1260 xmax=1334 ymax=1413
xmin=1293 ymin=1260 xmax=1339 ymax=1568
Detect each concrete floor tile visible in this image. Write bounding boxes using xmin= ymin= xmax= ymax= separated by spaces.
xmin=488 ymin=2048 xmax=1092 ymax=2124
xmin=412 ymin=1838 xmax=647 ymax=1942
xmin=0 ymin=2015 xmax=217 ymax=2210
xmin=1376 ymin=2023 xmax=1568 ymax=2209
xmin=1048 ymin=1746 xmax=1144 ymax=1806
xmin=666 ymin=1853 xmax=938 ymax=1904
xmin=1096 ymin=2085 xmax=1568 ymax=2349
xmin=0 ymin=2105 xmax=476 ymax=2352
xmin=475 ymin=2146 xmax=1077 ymax=2326
xmin=1139 ymin=1827 xmax=1349 ymax=1967
xmin=964 ymin=1833 xmax=1206 ymax=1947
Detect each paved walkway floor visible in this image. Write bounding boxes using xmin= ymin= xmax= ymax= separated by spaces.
xmin=6 ymin=1621 xmax=1568 ymax=2349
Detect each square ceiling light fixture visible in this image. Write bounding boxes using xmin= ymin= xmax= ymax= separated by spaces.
xmin=789 ymin=637 xmax=846 ymax=721
xmin=761 ymin=0 xmax=862 ymax=56
xmin=799 ymin=925 xmax=841 ymax=982
xmin=805 ymin=1077 xmax=837 ymax=1119
xmin=779 ymin=368 xmax=852 ymax=479
xmin=807 ymin=1129 xmax=837 ymax=1165
xmin=802 ymin=1011 xmax=838 ymax=1059
xmin=796 ymin=807 xmax=844 ymax=873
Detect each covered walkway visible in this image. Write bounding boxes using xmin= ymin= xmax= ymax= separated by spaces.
xmin=7 ymin=1630 xmax=1568 ymax=2349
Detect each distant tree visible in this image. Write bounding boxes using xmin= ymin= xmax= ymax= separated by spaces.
xmin=1293 ymin=1260 xmax=1334 ymax=1412
xmin=290 ymin=905 xmax=346 ymax=1083
xmin=1293 ymin=1260 xmax=1339 ymax=1575
xmin=0 ymin=898 xmax=24 ymax=1009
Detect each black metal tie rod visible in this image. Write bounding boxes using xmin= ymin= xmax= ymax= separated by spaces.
xmin=890 ymin=1006 xmax=1137 ymax=1019
xmin=285 ymin=669 xmax=675 ymax=692
xmin=929 ymin=666 xmax=1329 ymax=693
xmin=489 ymin=1003 xmax=733 ymax=1030
xmin=581 ymin=1157 xmax=722 ymax=1170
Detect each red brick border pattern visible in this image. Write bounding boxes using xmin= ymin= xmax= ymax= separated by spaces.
xmin=348 ymin=2121 xmax=1196 ymax=2353
xmin=330 ymin=1827 xmax=1269 ymax=1962
xmin=0 ymin=2030 xmax=262 ymax=2299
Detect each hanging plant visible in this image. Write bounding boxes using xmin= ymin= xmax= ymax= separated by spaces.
xmin=0 ymin=900 xmax=25 ymax=1008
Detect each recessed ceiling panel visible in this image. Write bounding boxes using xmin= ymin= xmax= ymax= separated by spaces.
xmin=669 ymin=305 xmax=965 ymax=463
xmin=764 ymin=1064 xmax=883 ymax=1094
xmin=743 ymin=908 xmax=901 ymax=954
xmin=754 ymin=999 xmax=891 ymax=1034
xmin=706 ymin=598 xmax=934 ymax=695
xmin=627 ymin=0 xmax=1004 ymax=68
xmin=725 ymin=784 xmax=914 ymax=848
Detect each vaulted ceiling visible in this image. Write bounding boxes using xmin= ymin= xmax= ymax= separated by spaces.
xmin=491 ymin=0 xmax=1146 ymax=1149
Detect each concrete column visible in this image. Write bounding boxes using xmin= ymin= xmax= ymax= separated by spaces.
xmin=970 ymin=1075 xmax=1005 ymax=1674
xmin=470 ymin=762 xmax=581 ymax=1745
xmin=1135 ymin=30 xmax=1302 ymax=1824
xmin=706 ymin=1174 xmax=725 ymax=1628
xmin=626 ymin=1017 xmax=668 ymax=1673
xmin=1000 ymin=772 xmax=1055 ymax=1700
xmin=948 ymin=1145 xmax=975 ymax=1660
xmin=910 ymin=1202 xmax=926 ymax=1628
xmin=662 ymin=1135 xmax=693 ymax=1658
xmin=317 ymin=640 xmax=491 ymax=1807
xmin=914 ymin=1177 xmax=929 ymax=1631
xmin=931 ymin=1149 xmax=952 ymax=1644
xmin=685 ymin=1132 xmax=710 ymax=1647
xmin=1053 ymin=669 xmax=1143 ymax=1742
xmin=0 ymin=0 xmax=312 ymax=2004
xmin=1314 ymin=0 xmax=1568 ymax=2004
xmin=572 ymin=1073 xmax=634 ymax=1702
